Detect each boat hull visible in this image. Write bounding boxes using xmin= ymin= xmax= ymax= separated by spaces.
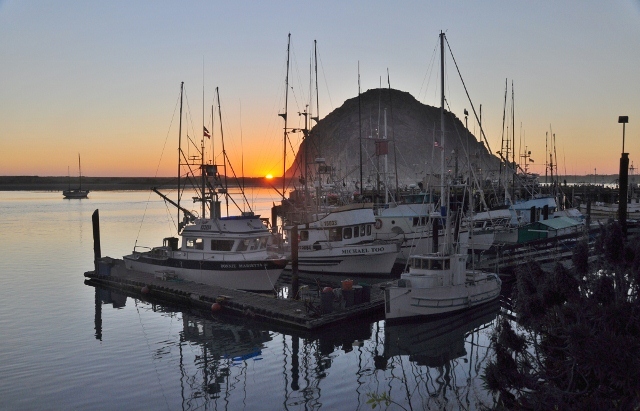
xmin=286 ymin=242 xmax=399 ymax=276
xmin=63 ymin=189 xmax=89 ymax=199
xmin=123 ymin=253 xmax=286 ymax=292
xmin=384 ymin=272 xmax=501 ymax=321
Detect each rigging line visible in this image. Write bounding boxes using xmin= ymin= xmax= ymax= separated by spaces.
xmin=316 ymin=48 xmax=334 ymax=112
xmin=134 ymin=300 xmax=171 ymax=411
xmin=444 ymin=37 xmax=494 ymax=158
xmin=134 ymin=88 xmax=182 ymax=249
xmin=417 ymin=42 xmax=439 ymax=103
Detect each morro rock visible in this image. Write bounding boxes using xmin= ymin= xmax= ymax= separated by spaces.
xmin=286 ymin=88 xmax=500 ymax=190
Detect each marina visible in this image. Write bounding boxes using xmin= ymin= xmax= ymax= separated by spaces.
xmin=85 ymin=259 xmax=386 ymax=331
xmin=0 ymin=190 xmax=501 ymax=409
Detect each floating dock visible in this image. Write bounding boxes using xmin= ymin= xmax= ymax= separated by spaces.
xmin=84 ymin=259 xmax=386 ymax=330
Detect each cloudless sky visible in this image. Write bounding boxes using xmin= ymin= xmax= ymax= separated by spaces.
xmin=1 ymin=1 xmax=639 ymax=178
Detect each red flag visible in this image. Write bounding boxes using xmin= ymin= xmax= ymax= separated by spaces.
xmin=203 ymin=126 xmax=211 ymax=139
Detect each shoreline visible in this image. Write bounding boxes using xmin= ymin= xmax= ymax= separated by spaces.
xmin=0 ymin=176 xmax=277 ymax=191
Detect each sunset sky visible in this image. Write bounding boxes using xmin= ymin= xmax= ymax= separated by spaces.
xmin=1 ymin=1 xmax=639 ymax=178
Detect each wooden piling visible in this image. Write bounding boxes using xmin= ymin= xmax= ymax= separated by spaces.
xmin=291 ymin=224 xmax=299 ymax=299
xmin=92 ymin=209 xmax=101 ymax=273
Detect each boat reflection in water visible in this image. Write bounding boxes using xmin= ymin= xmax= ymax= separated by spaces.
xmin=377 ymin=300 xmax=500 ymax=408
xmin=91 ymin=285 xmax=499 ymax=410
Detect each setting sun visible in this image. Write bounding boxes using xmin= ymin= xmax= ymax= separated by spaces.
xmin=265 ymin=174 xmax=273 ymax=179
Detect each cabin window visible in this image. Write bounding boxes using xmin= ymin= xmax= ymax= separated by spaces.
xmin=237 ymin=238 xmax=260 ymax=251
xmin=300 ymin=230 xmax=309 ymax=241
xmin=186 ymin=238 xmax=204 ymax=250
xmin=328 ymin=228 xmax=342 ymax=242
xmin=444 ymin=259 xmax=450 ymax=270
xmin=353 ymin=226 xmax=359 ymax=238
xmin=413 ymin=217 xmax=419 ymax=226
xmin=259 ymin=237 xmax=268 ymax=249
xmin=210 ymin=239 xmax=234 ymax=251
xmin=366 ymin=224 xmax=371 ymax=236
xmin=343 ymin=227 xmax=353 ymax=239
xmin=431 ymin=259 xmax=443 ymax=270
xmin=359 ymin=225 xmax=366 ymax=237
xmin=421 ymin=216 xmax=427 ymax=226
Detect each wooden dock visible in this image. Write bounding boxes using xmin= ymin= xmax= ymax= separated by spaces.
xmin=84 ymin=259 xmax=386 ymax=330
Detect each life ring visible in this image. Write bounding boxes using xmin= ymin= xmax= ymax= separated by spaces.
xmin=374 ymin=218 xmax=383 ymax=229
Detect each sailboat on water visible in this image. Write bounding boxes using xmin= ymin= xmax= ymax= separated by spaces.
xmin=63 ymin=154 xmax=89 ymax=199
xmin=384 ymin=32 xmax=501 ymax=321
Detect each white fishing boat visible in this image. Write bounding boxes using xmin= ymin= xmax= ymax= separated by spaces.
xmin=285 ymin=203 xmax=400 ymax=276
xmin=384 ymin=32 xmax=502 ymax=322
xmin=124 ymin=84 xmax=286 ymax=292
xmin=63 ymin=154 xmax=89 ymax=199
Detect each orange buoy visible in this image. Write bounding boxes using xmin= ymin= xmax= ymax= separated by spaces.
xmin=211 ymin=302 xmax=222 ymax=312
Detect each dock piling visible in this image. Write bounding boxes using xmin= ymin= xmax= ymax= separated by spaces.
xmin=92 ymin=209 xmax=101 ymax=273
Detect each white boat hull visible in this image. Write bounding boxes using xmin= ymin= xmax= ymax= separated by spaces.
xmin=286 ymin=242 xmax=400 ymax=276
xmin=123 ymin=252 xmax=286 ymax=292
xmin=384 ymin=272 xmax=501 ymax=321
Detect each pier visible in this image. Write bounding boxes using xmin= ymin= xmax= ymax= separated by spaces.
xmin=84 ymin=260 xmax=385 ymax=331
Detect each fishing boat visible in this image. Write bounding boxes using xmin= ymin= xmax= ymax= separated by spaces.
xmin=384 ymin=32 xmax=502 ymax=322
xmin=285 ymin=203 xmax=400 ymax=276
xmin=63 ymin=154 xmax=89 ymax=199
xmin=124 ymin=84 xmax=286 ymax=292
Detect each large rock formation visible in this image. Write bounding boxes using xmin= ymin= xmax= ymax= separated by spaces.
xmin=287 ymin=88 xmax=500 ymax=191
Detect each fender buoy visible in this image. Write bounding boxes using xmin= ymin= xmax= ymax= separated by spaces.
xmin=211 ymin=302 xmax=222 ymax=312
xmin=141 ymin=285 xmax=150 ymax=294
xmin=374 ymin=218 xmax=383 ymax=229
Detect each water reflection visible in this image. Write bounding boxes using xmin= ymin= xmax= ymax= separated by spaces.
xmin=380 ymin=301 xmax=500 ymax=409
xmin=92 ymin=285 xmax=499 ymax=410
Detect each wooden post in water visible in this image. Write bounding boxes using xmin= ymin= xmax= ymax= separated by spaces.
xmin=619 ymin=153 xmax=629 ymax=236
xmin=92 ymin=209 xmax=101 ymax=273
xmin=291 ymin=224 xmax=299 ymax=299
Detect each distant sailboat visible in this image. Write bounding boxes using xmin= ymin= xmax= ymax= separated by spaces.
xmin=63 ymin=154 xmax=89 ymax=199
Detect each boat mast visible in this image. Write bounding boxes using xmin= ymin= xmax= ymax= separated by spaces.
xmin=279 ymin=34 xmax=291 ymax=201
xmin=178 ymin=82 xmax=184 ymax=228
xmin=78 ymin=153 xmax=82 ymax=190
xmin=358 ymin=62 xmax=363 ymax=198
xmin=201 ymin=79 xmax=206 ymax=219
xmin=440 ymin=31 xmax=450 ymax=254
xmin=216 ymin=87 xmax=229 ymax=217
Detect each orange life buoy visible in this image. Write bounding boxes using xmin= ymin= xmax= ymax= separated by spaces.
xmin=374 ymin=218 xmax=383 ymax=229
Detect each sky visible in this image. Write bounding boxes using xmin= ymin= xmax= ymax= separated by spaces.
xmin=1 ymin=1 xmax=639 ymax=178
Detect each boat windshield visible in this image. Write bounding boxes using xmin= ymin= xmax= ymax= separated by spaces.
xmin=411 ymin=257 xmax=450 ymax=270
xmin=210 ymin=239 xmax=234 ymax=251
xmin=236 ymin=237 xmax=268 ymax=251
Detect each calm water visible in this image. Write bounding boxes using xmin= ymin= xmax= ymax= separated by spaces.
xmin=0 ymin=190 xmax=502 ymax=410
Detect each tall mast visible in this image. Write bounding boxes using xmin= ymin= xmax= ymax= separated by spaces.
xmin=279 ymin=33 xmax=291 ymax=200
xmin=388 ymin=69 xmax=399 ymax=199
xmin=439 ymin=32 xmax=445 ymax=193
xmin=216 ymin=87 xmax=229 ymax=217
xmin=313 ymin=40 xmax=319 ymax=125
xmin=201 ymin=73 xmax=206 ymax=219
xmin=358 ymin=62 xmax=363 ymax=198
xmin=178 ymin=82 xmax=184 ymax=228
xmin=439 ymin=31 xmax=450 ymax=253
xmin=511 ymin=81 xmax=515 ymax=202
xmin=78 ymin=153 xmax=82 ymax=190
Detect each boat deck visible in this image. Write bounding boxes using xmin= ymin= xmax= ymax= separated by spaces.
xmin=84 ymin=259 xmax=386 ymax=330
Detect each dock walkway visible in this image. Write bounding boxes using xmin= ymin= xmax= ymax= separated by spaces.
xmin=84 ymin=260 xmax=385 ymax=330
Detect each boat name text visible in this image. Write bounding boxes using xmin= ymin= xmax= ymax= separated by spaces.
xmin=322 ymin=220 xmax=337 ymax=227
xmin=220 ymin=263 xmax=266 ymax=269
xmin=341 ymin=247 xmax=385 ymax=254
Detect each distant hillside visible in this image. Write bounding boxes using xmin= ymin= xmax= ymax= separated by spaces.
xmin=286 ymin=88 xmax=500 ymax=188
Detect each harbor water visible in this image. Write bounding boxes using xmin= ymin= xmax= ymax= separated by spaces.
xmin=0 ymin=189 xmax=503 ymax=410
